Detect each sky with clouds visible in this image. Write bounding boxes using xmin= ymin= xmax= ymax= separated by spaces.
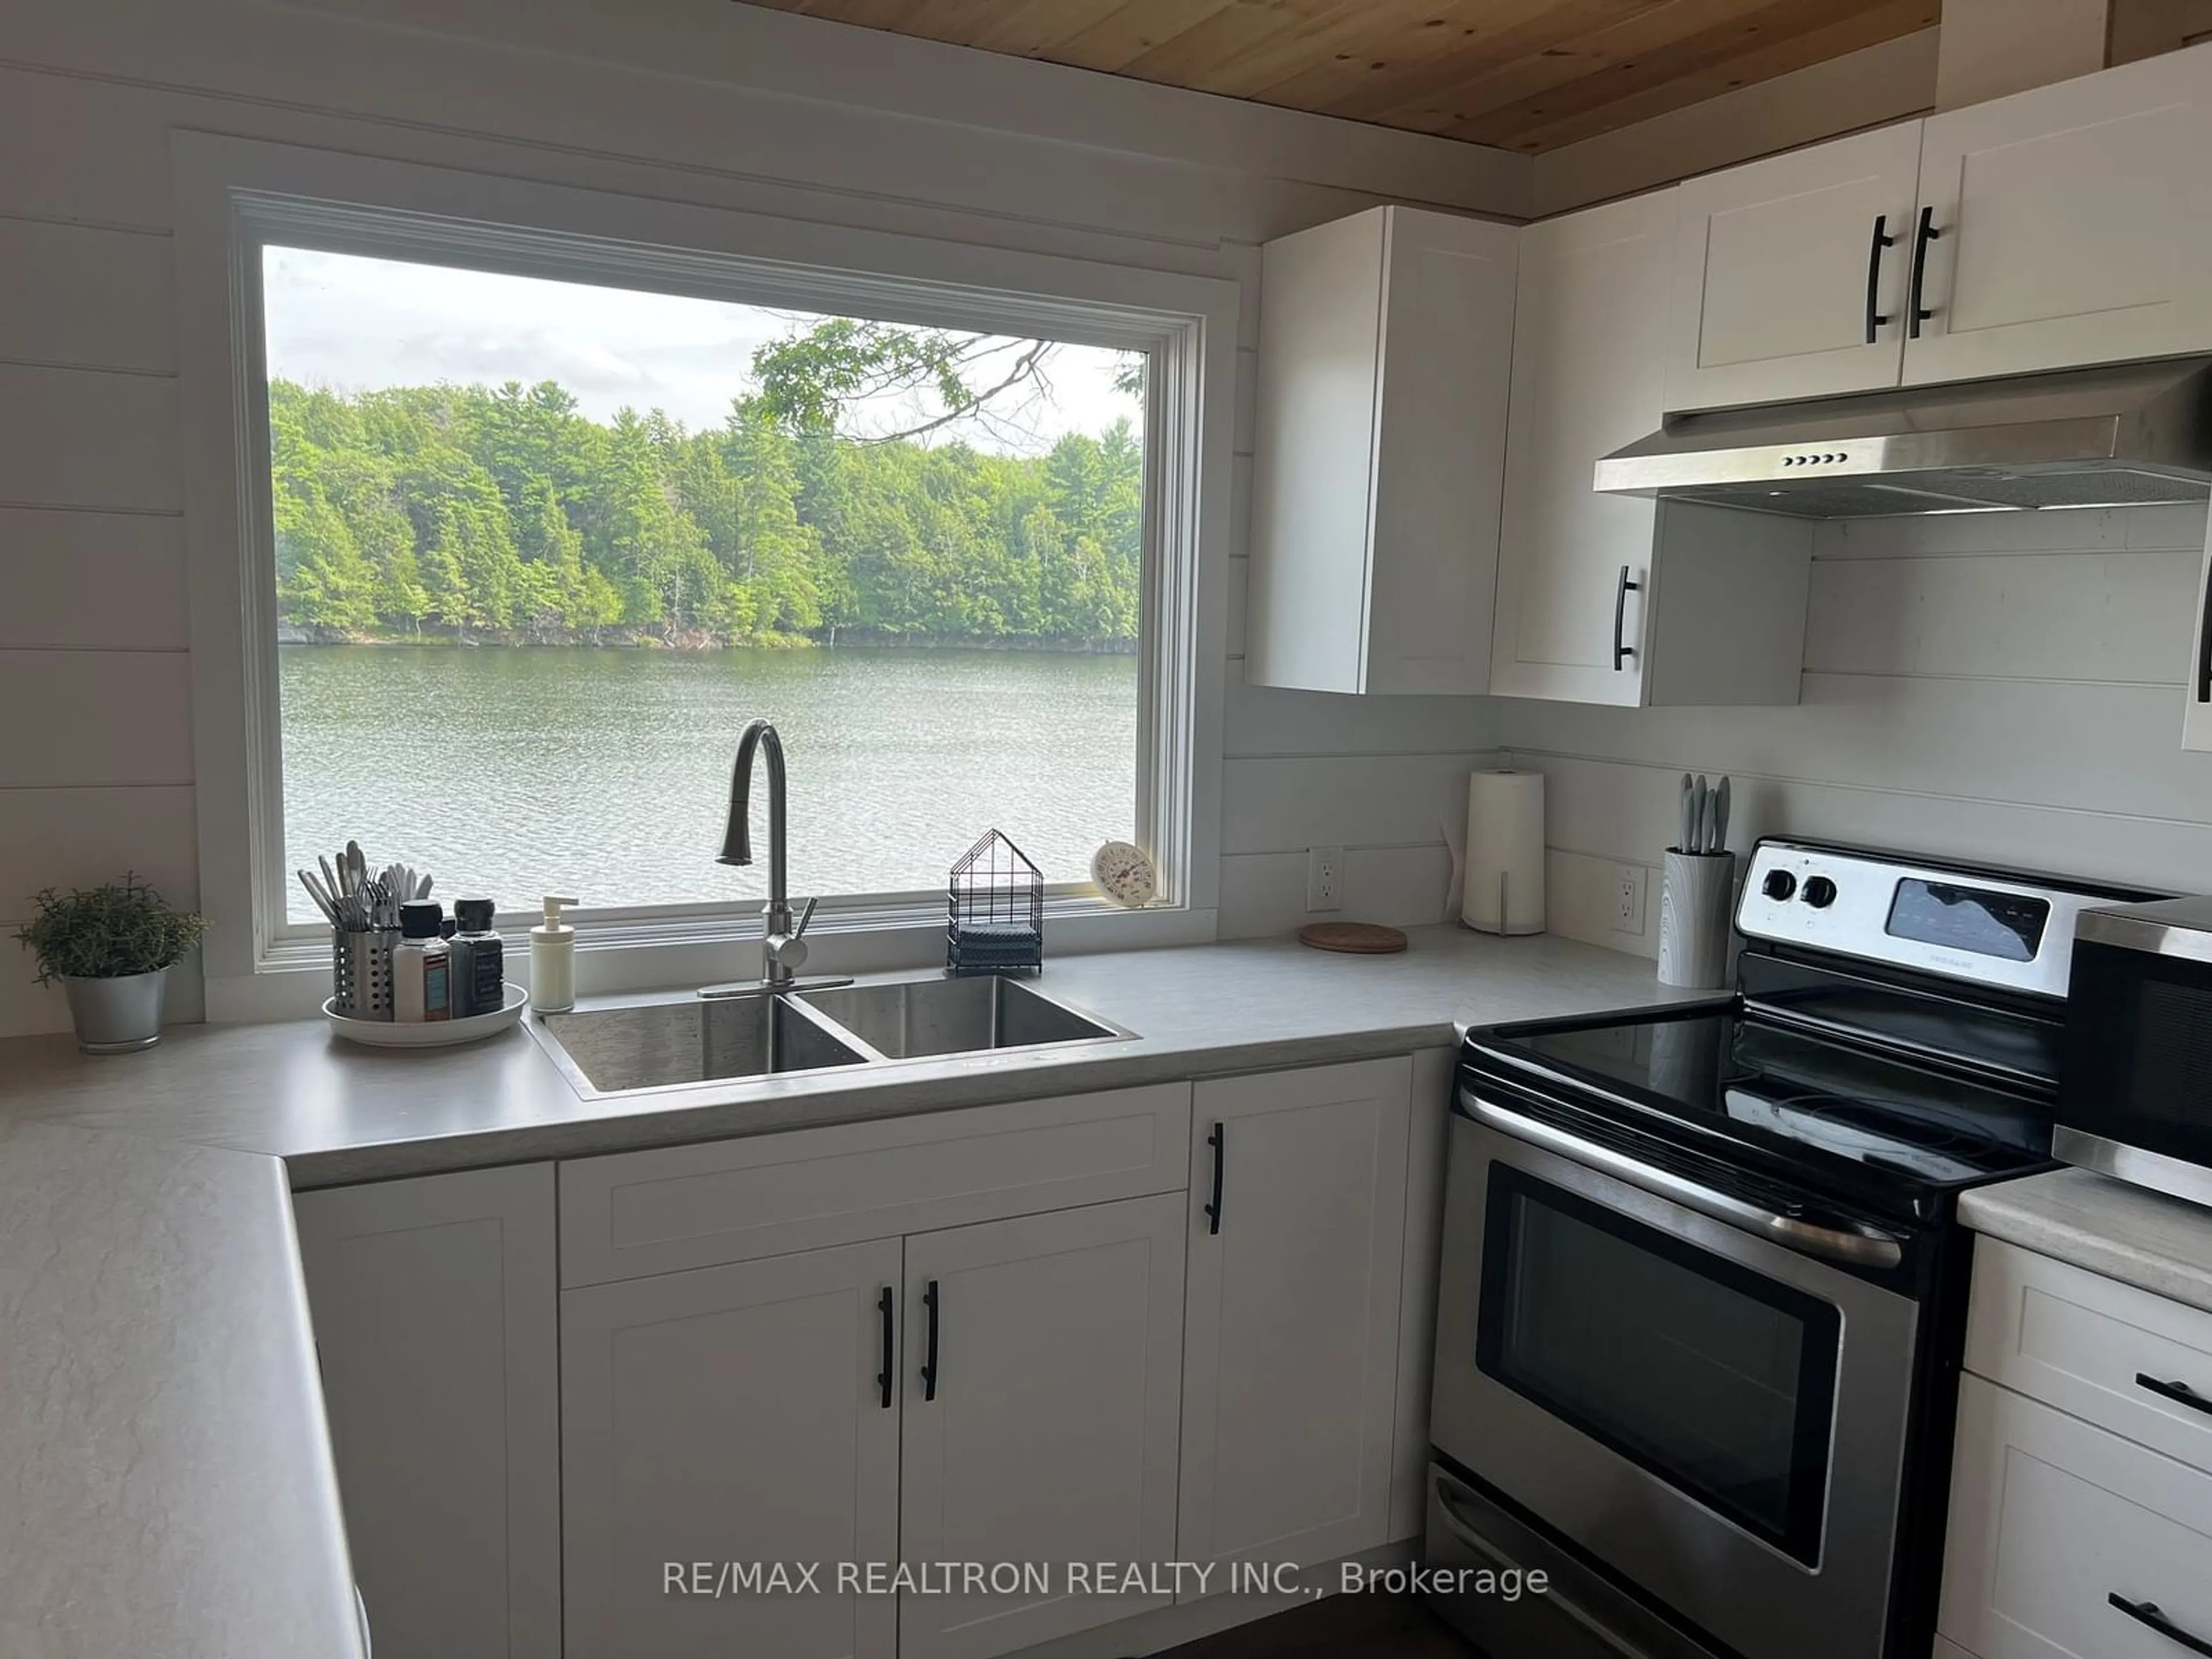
xmin=260 ymin=245 xmax=1141 ymax=454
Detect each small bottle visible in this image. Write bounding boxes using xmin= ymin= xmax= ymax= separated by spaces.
xmin=393 ymin=900 xmax=451 ymax=1023
xmin=448 ymin=898 xmax=504 ymax=1018
xmin=530 ymin=896 xmax=579 ymax=1014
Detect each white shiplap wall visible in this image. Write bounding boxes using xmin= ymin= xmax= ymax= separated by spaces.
xmin=0 ymin=0 xmax=1520 ymax=1035
xmin=1506 ymin=503 xmax=2212 ymax=957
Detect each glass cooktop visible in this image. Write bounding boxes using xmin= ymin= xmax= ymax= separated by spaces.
xmin=1467 ymin=1005 xmax=2055 ymax=1210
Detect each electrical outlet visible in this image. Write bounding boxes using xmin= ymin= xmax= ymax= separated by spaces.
xmin=1613 ymin=863 xmax=1646 ymax=934
xmin=1306 ymin=847 xmax=1344 ymax=912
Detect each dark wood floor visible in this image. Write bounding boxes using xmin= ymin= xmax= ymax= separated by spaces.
xmin=1160 ymin=1594 xmax=1476 ymax=1658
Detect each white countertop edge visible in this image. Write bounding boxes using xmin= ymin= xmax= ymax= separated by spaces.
xmin=1960 ymin=1166 xmax=2212 ymax=1317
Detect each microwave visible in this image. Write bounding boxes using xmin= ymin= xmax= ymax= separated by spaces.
xmin=2058 ymin=895 xmax=2212 ymax=1208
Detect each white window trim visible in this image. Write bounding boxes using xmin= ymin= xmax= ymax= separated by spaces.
xmin=173 ymin=135 xmax=1234 ymax=1022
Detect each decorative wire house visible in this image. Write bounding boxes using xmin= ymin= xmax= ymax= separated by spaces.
xmin=946 ymin=830 xmax=1043 ymax=975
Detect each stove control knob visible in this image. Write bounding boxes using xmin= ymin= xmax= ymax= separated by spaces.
xmin=1761 ymin=869 xmax=1797 ymax=902
xmin=1802 ymin=876 xmax=1839 ymax=909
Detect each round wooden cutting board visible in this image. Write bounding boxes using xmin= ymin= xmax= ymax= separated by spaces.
xmin=1298 ymin=922 xmax=1409 ymax=955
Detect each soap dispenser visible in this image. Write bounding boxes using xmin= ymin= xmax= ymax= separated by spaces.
xmin=530 ymin=895 xmax=579 ymax=1014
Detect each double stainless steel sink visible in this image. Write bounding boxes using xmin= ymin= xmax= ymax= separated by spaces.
xmin=537 ymin=974 xmax=1128 ymax=1097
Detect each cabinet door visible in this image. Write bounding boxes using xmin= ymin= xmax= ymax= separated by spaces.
xmin=2183 ymin=508 xmax=2212 ymax=751
xmin=1365 ymin=209 xmax=1517 ymax=696
xmin=1249 ymin=206 xmax=1513 ymax=696
xmin=1666 ymin=122 xmax=1923 ymax=411
xmin=1490 ymin=189 xmax=1675 ymax=707
xmin=899 ymin=1195 xmax=1186 ymax=1659
xmin=1179 ymin=1058 xmax=1412 ymax=1577
xmin=294 ymin=1164 xmax=560 ymax=1659
xmin=1908 ymin=44 xmax=2212 ymax=385
xmin=1941 ymin=1374 xmax=2212 ymax=1659
xmin=562 ymin=1241 xmax=902 ymax=1659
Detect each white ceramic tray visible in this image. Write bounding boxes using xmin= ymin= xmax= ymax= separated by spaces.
xmin=324 ymin=983 xmax=527 ymax=1048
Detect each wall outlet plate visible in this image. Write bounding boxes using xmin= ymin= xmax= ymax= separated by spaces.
xmin=1613 ymin=863 xmax=1646 ymax=934
xmin=1306 ymin=847 xmax=1343 ymax=912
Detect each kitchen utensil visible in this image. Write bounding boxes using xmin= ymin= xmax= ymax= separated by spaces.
xmin=298 ymin=869 xmax=340 ymax=927
xmin=1298 ymin=922 xmax=1410 ymax=955
xmin=1700 ymin=780 xmax=1719 ymax=855
xmin=1689 ymin=777 xmax=1708 ymax=854
xmin=324 ymin=982 xmax=527 ymax=1047
xmin=1677 ymin=774 xmax=1695 ymax=854
xmin=1713 ymin=775 xmax=1732 ymax=853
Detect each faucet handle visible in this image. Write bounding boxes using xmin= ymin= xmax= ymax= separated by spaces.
xmin=791 ymin=896 xmax=819 ymax=940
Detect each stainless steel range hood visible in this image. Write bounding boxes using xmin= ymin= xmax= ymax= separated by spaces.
xmin=1594 ymin=359 xmax=2212 ymax=518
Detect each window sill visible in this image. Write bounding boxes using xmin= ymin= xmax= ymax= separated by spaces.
xmin=207 ymin=898 xmax=1217 ymax=1025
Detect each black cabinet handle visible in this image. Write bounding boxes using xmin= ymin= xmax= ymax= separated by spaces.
xmin=2111 ymin=1593 xmax=2212 ymax=1657
xmin=1907 ymin=204 xmax=1941 ymax=339
xmin=1204 ymin=1123 xmax=1225 ymax=1236
xmin=877 ymin=1287 xmax=895 ymax=1410
xmin=921 ymin=1279 xmax=940 ymax=1402
xmin=1864 ymin=213 xmax=1896 ymax=343
xmin=2138 ymin=1372 xmax=2212 ymax=1418
xmin=1612 ymin=565 xmax=1640 ymax=671
xmin=2195 ymin=576 xmax=2212 ymax=706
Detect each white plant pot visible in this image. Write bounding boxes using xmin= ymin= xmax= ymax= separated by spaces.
xmin=60 ymin=968 xmax=168 ymax=1054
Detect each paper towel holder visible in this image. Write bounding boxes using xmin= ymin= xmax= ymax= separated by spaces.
xmin=1465 ymin=869 xmax=1544 ymax=937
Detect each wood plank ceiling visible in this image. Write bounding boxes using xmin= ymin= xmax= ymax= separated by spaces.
xmin=737 ymin=0 xmax=1941 ymax=151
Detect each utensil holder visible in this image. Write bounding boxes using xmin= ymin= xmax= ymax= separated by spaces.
xmin=1658 ymin=851 xmax=1735 ymax=990
xmin=332 ymin=928 xmax=399 ymax=1021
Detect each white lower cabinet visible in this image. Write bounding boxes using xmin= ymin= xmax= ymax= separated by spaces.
xmin=560 ymin=1240 xmax=903 ymax=1659
xmin=1177 ymin=1058 xmax=1413 ymax=1580
xmin=1941 ymin=1374 xmax=2212 ymax=1659
xmin=898 ymin=1195 xmax=1188 ymax=1659
xmin=293 ymin=1164 xmax=562 ymax=1659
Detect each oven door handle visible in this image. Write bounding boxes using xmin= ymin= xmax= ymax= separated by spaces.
xmin=1462 ymin=1091 xmax=1904 ymax=1270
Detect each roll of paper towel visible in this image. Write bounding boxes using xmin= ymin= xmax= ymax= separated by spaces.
xmin=1463 ymin=770 xmax=1546 ymax=935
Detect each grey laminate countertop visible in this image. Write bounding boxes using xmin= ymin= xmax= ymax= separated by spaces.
xmin=1961 ymin=1166 xmax=2212 ymax=1315
xmin=0 ymin=925 xmax=1717 ymax=1187
xmin=0 ymin=924 xmax=1703 ymax=1656
xmin=0 ymin=1120 xmax=365 ymax=1659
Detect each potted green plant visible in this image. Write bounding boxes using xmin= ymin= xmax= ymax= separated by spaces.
xmin=15 ymin=876 xmax=206 ymax=1054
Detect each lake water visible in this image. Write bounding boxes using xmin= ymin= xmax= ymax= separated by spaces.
xmin=279 ymin=645 xmax=1138 ymax=922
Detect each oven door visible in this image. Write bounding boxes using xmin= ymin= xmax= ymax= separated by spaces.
xmin=1431 ymin=1097 xmax=1920 ymax=1659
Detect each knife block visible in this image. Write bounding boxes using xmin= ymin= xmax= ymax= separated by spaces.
xmin=1658 ymin=851 xmax=1735 ymax=990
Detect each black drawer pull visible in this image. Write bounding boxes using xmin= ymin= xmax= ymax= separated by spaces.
xmin=2196 ymin=575 xmax=2212 ymax=706
xmin=2138 ymin=1373 xmax=2212 ymax=1418
xmin=1612 ymin=565 xmax=1640 ymax=671
xmin=1907 ymin=204 xmax=1941 ymax=339
xmin=921 ymin=1278 xmax=940 ymax=1403
xmin=1864 ymin=213 xmax=1896 ymax=343
xmin=2112 ymin=1593 xmax=2212 ymax=1657
xmin=1204 ymin=1122 xmax=1225 ymax=1236
xmin=877 ymin=1286 xmax=895 ymax=1410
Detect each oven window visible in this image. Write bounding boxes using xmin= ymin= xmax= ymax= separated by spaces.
xmin=1476 ymin=1165 xmax=1842 ymax=1566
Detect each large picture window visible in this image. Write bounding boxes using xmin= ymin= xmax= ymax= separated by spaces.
xmin=176 ymin=140 xmax=1229 ymax=1013
xmin=263 ymin=248 xmax=1147 ymax=921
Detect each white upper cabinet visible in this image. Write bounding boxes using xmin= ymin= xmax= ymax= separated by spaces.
xmin=1491 ymin=190 xmax=1813 ymax=709
xmin=1666 ymin=123 xmax=1926 ymax=412
xmin=1908 ymin=43 xmax=2212 ymax=385
xmin=1664 ymin=44 xmax=2212 ymax=404
xmin=1249 ymin=205 xmax=1516 ymax=696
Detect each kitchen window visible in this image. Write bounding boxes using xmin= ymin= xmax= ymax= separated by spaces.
xmin=176 ymin=141 xmax=1232 ymax=1016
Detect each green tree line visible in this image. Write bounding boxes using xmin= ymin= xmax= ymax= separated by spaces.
xmin=270 ymin=377 xmax=1144 ymax=647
